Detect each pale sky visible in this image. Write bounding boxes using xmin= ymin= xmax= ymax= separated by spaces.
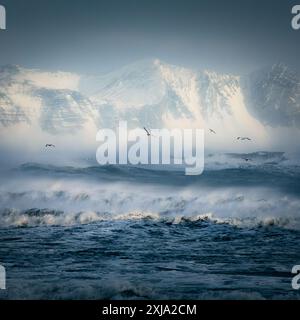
xmin=0 ymin=0 xmax=299 ymax=75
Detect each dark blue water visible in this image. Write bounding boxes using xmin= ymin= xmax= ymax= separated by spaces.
xmin=0 ymin=152 xmax=300 ymax=299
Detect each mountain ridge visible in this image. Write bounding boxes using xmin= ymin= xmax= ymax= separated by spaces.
xmin=0 ymin=60 xmax=299 ymax=138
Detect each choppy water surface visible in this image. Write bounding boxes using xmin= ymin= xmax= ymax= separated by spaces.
xmin=0 ymin=152 xmax=300 ymax=299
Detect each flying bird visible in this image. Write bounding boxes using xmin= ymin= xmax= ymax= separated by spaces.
xmin=237 ymin=137 xmax=251 ymax=141
xmin=143 ymin=127 xmax=151 ymax=137
xmin=209 ymin=128 xmax=216 ymax=134
xmin=243 ymin=158 xmax=251 ymax=162
xmin=45 ymin=144 xmax=55 ymax=148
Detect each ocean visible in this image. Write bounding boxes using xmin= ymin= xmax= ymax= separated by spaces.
xmin=0 ymin=151 xmax=300 ymax=299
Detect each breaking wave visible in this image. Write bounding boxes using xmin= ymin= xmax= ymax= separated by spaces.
xmin=1 ymin=208 xmax=300 ymax=230
xmin=1 ymin=151 xmax=300 ymax=300
xmin=1 ymin=151 xmax=300 ymax=229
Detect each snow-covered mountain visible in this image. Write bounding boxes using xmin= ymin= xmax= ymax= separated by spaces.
xmin=80 ymin=59 xmax=268 ymax=147
xmin=81 ymin=59 xmax=300 ymax=133
xmin=243 ymin=63 xmax=300 ymax=128
xmin=0 ymin=59 xmax=299 ymax=150
xmin=0 ymin=64 xmax=96 ymax=134
xmin=83 ymin=59 xmax=242 ymax=128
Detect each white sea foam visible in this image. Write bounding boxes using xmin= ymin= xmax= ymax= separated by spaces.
xmin=1 ymin=172 xmax=299 ymax=229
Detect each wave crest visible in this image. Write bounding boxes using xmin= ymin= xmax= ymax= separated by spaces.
xmin=2 ymin=208 xmax=300 ymax=230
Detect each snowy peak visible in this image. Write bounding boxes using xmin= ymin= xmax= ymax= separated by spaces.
xmin=85 ymin=59 xmax=168 ymax=108
xmin=0 ymin=64 xmax=80 ymax=91
xmin=0 ymin=65 xmax=95 ymax=133
xmin=88 ymin=59 xmax=240 ymax=121
xmin=0 ymin=60 xmax=299 ymax=140
xmin=244 ymin=63 xmax=300 ymax=127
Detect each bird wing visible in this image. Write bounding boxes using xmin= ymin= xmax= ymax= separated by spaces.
xmin=143 ymin=127 xmax=150 ymax=135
